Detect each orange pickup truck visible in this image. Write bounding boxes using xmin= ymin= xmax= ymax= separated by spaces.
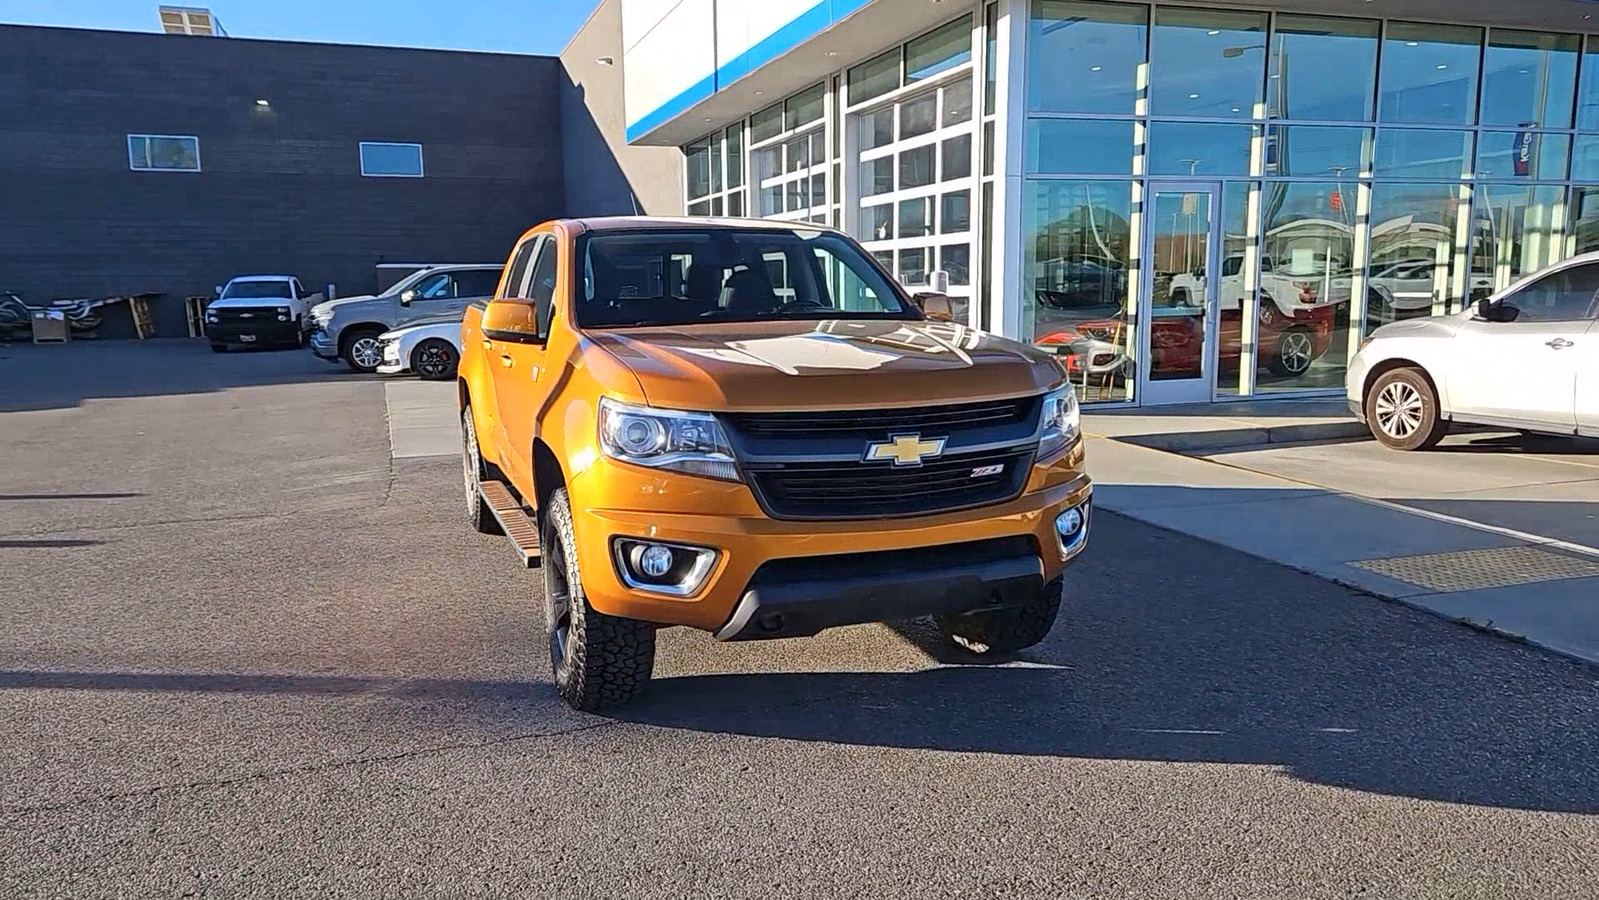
xmin=458 ymin=217 xmax=1093 ymax=710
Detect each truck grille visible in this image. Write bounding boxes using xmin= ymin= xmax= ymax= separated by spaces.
xmin=211 ymin=306 xmax=281 ymax=322
xmin=723 ymin=396 xmax=1039 ymax=440
xmin=746 ymin=445 xmax=1035 ymax=520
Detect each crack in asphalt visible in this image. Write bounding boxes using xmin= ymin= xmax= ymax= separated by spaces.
xmin=2 ymin=720 xmax=620 ymax=816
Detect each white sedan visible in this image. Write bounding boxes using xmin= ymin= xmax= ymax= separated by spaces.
xmin=1347 ymin=253 xmax=1599 ymax=451
xmin=376 ymin=313 xmax=464 ymax=381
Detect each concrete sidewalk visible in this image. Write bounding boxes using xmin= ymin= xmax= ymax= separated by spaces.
xmin=1084 ymin=402 xmax=1599 ymax=666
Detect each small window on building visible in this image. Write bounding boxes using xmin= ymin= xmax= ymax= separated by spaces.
xmin=360 ymin=142 xmax=424 ymax=177
xmin=127 ymin=134 xmax=200 ymax=171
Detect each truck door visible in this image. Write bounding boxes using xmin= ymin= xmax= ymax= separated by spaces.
xmin=486 ymin=234 xmax=556 ymax=492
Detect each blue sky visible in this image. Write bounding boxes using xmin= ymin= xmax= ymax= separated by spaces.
xmin=0 ymin=0 xmax=599 ymax=55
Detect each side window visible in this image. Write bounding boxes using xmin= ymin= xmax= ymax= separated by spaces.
xmin=1510 ymin=263 xmax=1599 ymax=322
xmin=413 ymin=272 xmax=454 ymax=300
xmin=291 ymin=278 xmax=305 ymax=298
xmin=499 ymin=240 xmax=539 ymax=299
xmin=456 ymin=270 xmax=502 ymax=298
xmin=526 ymin=239 xmax=559 ymax=337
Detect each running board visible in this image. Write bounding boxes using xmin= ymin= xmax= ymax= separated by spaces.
xmin=479 ymin=480 xmax=541 ymax=568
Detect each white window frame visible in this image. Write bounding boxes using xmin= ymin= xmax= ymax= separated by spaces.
xmin=127 ymin=134 xmax=201 ymax=172
xmin=848 ymin=65 xmax=979 ymax=297
xmin=751 ymin=112 xmax=830 ymax=224
xmin=359 ymin=141 xmax=425 ymax=178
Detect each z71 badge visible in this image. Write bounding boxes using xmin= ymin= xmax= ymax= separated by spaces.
xmin=970 ymin=464 xmax=1004 ymax=478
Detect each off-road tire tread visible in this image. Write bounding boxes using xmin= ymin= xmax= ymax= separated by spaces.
xmin=935 ymin=576 xmax=1064 ymax=654
xmin=1366 ymin=367 xmax=1448 ymax=452
xmin=547 ymin=488 xmax=655 ymax=710
xmin=461 ymin=407 xmax=503 ymax=535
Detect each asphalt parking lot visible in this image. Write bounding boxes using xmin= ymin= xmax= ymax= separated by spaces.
xmin=3 ymin=340 xmax=1598 ymax=899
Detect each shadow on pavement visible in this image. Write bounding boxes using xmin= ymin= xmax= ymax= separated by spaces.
xmin=0 ymin=538 xmax=105 ymax=548
xmin=0 ymin=339 xmax=367 ymax=413
xmin=1428 ymin=433 xmax=1599 ymax=455
xmin=0 ymin=493 xmax=144 ymax=501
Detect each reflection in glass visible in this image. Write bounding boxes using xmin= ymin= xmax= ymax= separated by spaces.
xmin=1147 ymin=189 xmax=1213 ymax=383
xmin=941 ymin=190 xmax=971 ymax=233
xmin=1264 ymin=126 xmax=1371 ymax=178
xmin=1146 ymin=122 xmax=1256 ymax=176
xmin=901 ymin=93 xmax=938 ymax=139
xmin=861 ymin=156 xmax=894 ymax=197
xmin=1569 ymin=134 xmax=1599 ymax=181
xmin=941 ymin=243 xmax=971 ymax=286
xmin=900 ymin=145 xmax=937 ymax=189
xmin=1367 ymin=183 xmax=1468 ymax=331
xmin=1028 ymin=0 xmax=1147 ymax=115
xmin=1027 ymin=119 xmax=1137 ymax=175
xmin=860 ymin=108 xmax=895 ymax=151
xmin=1023 ymin=180 xmax=1137 ymax=403
xmin=1477 ymin=131 xmax=1569 ymax=181
xmin=1571 ymin=186 xmax=1599 ymax=255
xmin=943 ymin=134 xmax=973 ymax=180
xmin=786 ymin=84 xmax=826 ymax=129
xmin=1374 ymin=128 xmax=1473 ymax=180
xmin=1256 ymin=183 xmax=1352 ymax=393
xmin=944 ymin=78 xmax=974 ymax=126
xmin=1378 ymin=23 xmax=1482 ymax=125
xmin=1469 ymin=184 xmax=1567 ymax=301
xmin=861 ymin=204 xmax=893 ymax=242
xmin=1270 ymin=15 xmax=1378 ymax=122
xmin=899 ymin=247 xmax=931 ymax=286
xmin=899 ymin=197 xmax=933 ymax=238
xmin=1479 ymin=31 xmax=1578 ymax=128
xmin=1579 ymin=45 xmax=1599 ymax=131
xmin=1214 ymin=182 xmax=1255 ymax=397
xmin=848 ymin=50 xmax=900 ymax=106
xmin=1150 ymin=7 xmax=1266 ymax=119
xmin=906 ymin=17 xmax=972 ymax=83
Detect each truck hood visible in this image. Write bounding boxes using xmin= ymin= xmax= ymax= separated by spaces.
xmin=585 ymin=319 xmax=1065 ymax=411
xmin=309 ymin=294 xmax=381 ymax=318
xmin=208 ymin=295 xmax=294 ymax=310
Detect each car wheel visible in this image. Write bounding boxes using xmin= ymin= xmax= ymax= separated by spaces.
xmin=543 ymin=487 xmax=656 ymax=711
xmin=412 ymin=338 xmax=459 ymax=381
xmin=1171 ymin=288 xmax=1191 ymax=307
xmin=341 ymin=327 xmax=384 ymax=373
xmin=1365 ymin=367 xmax=1448 ymax=451
xmin=934 ymin=576 xmax=1063 ymax=655
xmin=1268 ymin=326 xmax=1315 ymax=376
xmin=461 ymin=406 xmax=504 ymax=536
xmin=210 ymin=342 xmax=227 ymax=353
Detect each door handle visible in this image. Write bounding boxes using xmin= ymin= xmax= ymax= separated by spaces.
xmin=1546 ymin=338 xmax=1575 ymax=349
xmin=499 ymin=354 xmax=514 ymax=368
xmin=482 ymin=339 xmax=493 ymax=350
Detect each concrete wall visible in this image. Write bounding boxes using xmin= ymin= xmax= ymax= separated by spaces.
xmin=560 ymin=0 xmax=684 ymax=216
xmin=0 ymin=25 xmax=564 ymax=338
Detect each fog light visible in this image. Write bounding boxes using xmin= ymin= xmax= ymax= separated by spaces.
xmin=613 ymin=538 xmax=718 ymax=597
xmin=638 ymin=543 xmax=673 ymax=578
xmin=1055 ymin=500 xmax=1091 ymax=560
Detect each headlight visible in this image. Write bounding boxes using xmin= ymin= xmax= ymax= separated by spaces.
xmin=598 ymin=396 xmax=740 ymax=482
xmin=205 ymin=312 xmax=218 ymax=323
xmin=1038 ymin=386 xmax=1081 ymax=459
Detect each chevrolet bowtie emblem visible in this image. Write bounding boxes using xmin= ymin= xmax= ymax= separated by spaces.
xmin=864 ymin=433 xmax=947 ymax=467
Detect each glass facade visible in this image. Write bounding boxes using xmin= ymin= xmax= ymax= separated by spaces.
xmin=669 ymin=1 xmax=1599 ymax=406
xmin=1021 ymin=0 xmax=1599 ymax=403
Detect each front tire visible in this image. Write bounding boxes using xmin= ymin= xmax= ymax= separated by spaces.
xmin=412 ymin=338 xmax=459 ymax=381
xmin=461 ymin=406 xmax=503 ymax=536
xmin=935 ymin=576 xmax=1063 ymax=654
xmin=341 ymin=327 xmax=384 ymax=373
xmin=1366 ymin=367 xmax=1448 ymax=451
xmin=543 ymin=487 xmax=656 ymax=711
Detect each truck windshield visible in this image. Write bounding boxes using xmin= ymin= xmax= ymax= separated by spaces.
xmin=221 ymin=281 xmax=292 ymax=299
xmin=574 ymin=228 xmax=918 ymax=329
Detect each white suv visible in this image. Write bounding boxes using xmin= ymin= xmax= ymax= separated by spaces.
xmin=1348 ymin=254 xmax=1599 ymax=450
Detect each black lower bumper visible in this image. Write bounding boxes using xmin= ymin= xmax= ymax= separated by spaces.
xmin=714 ymin=535 xmax=1046 ymax=641
xmin=206 ymin=320 xmax=300 ymax=345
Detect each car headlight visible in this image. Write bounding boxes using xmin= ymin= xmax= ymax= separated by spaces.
xmin=1038 ymin=386 xmax=1081 ymax=459
xmin=597 ymin=396 xmax=741 ymax=482
xmin=205 ymin=312 xmax=218 ymax=323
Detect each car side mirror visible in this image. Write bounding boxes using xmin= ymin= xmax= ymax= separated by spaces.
xmin=480 ymin=298 xmax=545 ymax=344
xmin=1476 ymin=298 xmax=1492 ymax=320
xmin=399 ymin=289 xmax=416 ymax=308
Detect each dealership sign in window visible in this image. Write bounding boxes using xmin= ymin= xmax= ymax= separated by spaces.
xmin=360 ymin=142 xmax=425 ymax=177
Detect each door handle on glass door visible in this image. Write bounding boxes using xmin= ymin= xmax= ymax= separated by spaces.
xmin=1546 ymin=338 xmax=1575 ymax=349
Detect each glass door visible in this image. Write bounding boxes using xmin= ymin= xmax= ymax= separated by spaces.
xmin=1139 ymin=184 xmax=1222 ymax=405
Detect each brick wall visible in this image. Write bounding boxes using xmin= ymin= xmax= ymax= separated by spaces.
xmin=0 ymin=25 xmax=565 ymax=338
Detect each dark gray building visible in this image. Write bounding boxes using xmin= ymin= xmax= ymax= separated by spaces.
xmin=0 ymin=24 xmax=566 ymax=338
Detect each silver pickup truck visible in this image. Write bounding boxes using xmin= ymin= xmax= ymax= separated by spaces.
xmin=307 ymin=264 xmax=502 ymax=372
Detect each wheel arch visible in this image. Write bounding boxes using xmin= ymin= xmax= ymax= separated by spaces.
xmin=337 ymin=322 xmax=389 ymax=352
xmin=1363 ymin=357 xmax=1445 ymax=418
xmin=532 ymin=438 xmax=566 ymax=534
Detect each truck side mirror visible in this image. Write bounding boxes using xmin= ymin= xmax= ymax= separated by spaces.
xmin=399 ymin=289 xmax=416 ymax=308
xmin=213 ymin=285 xmax=223 ymax=297
xmin=1476 ymin=298 xmax=1492 ymax=320
xmin=480 ymin=298 xmax=545 ymax=344
xmin=912 ymin=291 xmax=956 ymax=322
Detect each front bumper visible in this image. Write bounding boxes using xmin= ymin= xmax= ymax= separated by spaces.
xmin=206 ymin=319 xmax=299 ymax=345
xmin=568 ymin=441 xmax=1093 ymax=634
xmin=376 ymin=338 xmax=406 ymax=375
xmin=309 ymin=329 xmax=339 ymax=360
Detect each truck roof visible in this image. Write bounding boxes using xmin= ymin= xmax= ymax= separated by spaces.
xmin=228 ymin=274 xmax=297 ymax=282
xmin=564 ymin=215 xmax=834 ymax=235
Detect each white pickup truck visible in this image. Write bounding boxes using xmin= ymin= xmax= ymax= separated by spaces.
xmin=1169 ymin=254 xmax=1348 ymax=325
xmin=205 ymin=274 xmax=324 ymax=352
